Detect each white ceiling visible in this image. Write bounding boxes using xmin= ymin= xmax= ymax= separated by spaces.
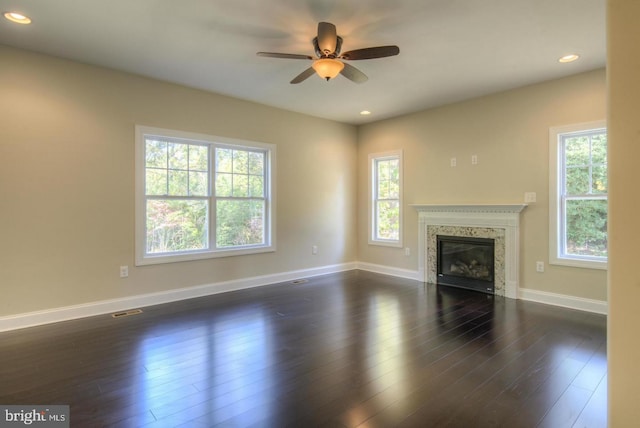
xmin=0 ymin=0 xmax=606 ymax=125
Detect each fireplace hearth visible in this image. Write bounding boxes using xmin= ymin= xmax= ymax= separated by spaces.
xmin=437 ymin=235 xmax=495 ymax=294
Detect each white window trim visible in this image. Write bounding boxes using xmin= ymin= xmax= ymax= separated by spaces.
xmin=368 ymin=150 xmax=403 ymax=248
xmin=549 ymin=120 xmax=607 ymax=270
xmin=135 ymin=125 xmax=276 ymax=266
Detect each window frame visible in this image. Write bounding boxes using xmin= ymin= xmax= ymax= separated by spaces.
xmin=368 ymin=150 xmax=403 ymax=248
xmin=135 ymin=125 xmax=276 ymax=266
xmin=549 ymin=120 xmax=607 ymax=270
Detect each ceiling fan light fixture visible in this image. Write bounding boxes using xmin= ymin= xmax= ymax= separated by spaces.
xmin=312 ymin=58 xmax=344 ymax=81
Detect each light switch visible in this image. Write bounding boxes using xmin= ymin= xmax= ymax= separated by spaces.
xmin=524 ymin=192 xmax=537 ymax=203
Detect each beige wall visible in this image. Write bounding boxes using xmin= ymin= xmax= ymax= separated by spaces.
xmin=358 ymin=69 xmax=607 ymax=301
xmin=0 ymin=45 xmax=358 ymax=316
xmin=607 ymin=0 xmax=640 ymax=425
xmin=0 ymin=43 xmax=610 ymax=319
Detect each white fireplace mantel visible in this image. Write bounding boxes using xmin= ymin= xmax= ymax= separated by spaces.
xmin=411 ymin=204 xmax=527 ymax=299
xmin=411 ymin=204 xmax=527 ymax=214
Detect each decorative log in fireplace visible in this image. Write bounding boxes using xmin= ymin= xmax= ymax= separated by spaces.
xmin=437 ymin=235 xmax=495 ymax=294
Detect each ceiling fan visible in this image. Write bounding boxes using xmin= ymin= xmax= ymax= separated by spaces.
xmin=257 ymin=22 xmax=400 ymax=84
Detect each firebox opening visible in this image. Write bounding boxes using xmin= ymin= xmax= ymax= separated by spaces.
xmin=437 ymin=235 xmax=495 ymax=294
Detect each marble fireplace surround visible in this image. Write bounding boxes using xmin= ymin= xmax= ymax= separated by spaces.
xmin=411 ymin=204 xmax=527 ymax=298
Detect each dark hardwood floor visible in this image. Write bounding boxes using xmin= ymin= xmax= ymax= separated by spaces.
xmin=0 ymin=270 xmax=607 ymax=427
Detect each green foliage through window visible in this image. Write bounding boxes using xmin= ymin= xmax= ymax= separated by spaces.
xmin=373 ymin=156 xmax=401 ymax=242
xmin=561 ymin=129 xmax=607 ymax=259
xmin=146 ymin=199 xmax=208 ymax=254
xmin=143 ymin=135 xmax=270 ymax=256
xmin=215 ymin=147 xmax=266 ymax=248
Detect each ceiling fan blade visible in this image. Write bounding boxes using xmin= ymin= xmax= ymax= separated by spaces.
xmin=340 ymin=46 xmax=400 ymax=60
xmin=290 ymin=67 xmax=316 ymax=84
xmin=257 ymin=52 xmax=313 ymax=60
xmin=317 ymin=22 xmax=337 ymax=54
xmin=340 ymin=63 xmax=368 ymax=84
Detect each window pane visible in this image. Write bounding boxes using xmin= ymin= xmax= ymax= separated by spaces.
xmin=146 ymin=169 xmax=167 ymax=196
xmin=565 ymin=166 xmax=590 ymax=195
xmin=215 ymin=172 xmax=232 ymax=197
xmin=216 ymin=200 xmax=264 ymax=247
xmin=249 ymin=152 xmax=264 ymax=175
xmin=565 ymin=199 xmax=607 ymax=257
xmin=146 ymin=139 xmax=167 ymax=168
xmin=168 ymin=143 xmax=188 ymax=170
xmin=216 ymin=148 xmax=233 ymax=173
xmin=189 ymin=145 xmax=208 ymax=171
xmin=389 ymin=179 xmax=400 ymax=199
xmin=249 ymin=176 xmax=264 ymax=197
xmin=591 ymin=134 xmax=607 ymax=164
xmin=168 ymin=170 xmax=189 ymax=195
xmin=233 ymin=174 xmax=249 ymax=197
xmin=146 ymin=199 xmax=208 ymax=254
xmin=233 ymin=150 xmax=249 ymax=174
xmin=376 ymin=159 xmax=399 ymax=199
xmin=564 ymin=136 xmax=590 ymax=166
xmin=189 ymin=171 xmax=208 ymax=196
xmin=592 ymin=166 xmax=607 ymax=194
xmin=388 ymin=159 xmax=399 ymax=180
xmin=378 ymin=179 xmax=389 ymax=199
xmin=378 ymin=161 xmax=390 ymax=181
xmin=376 ymin=200 xmax=399 ymax=240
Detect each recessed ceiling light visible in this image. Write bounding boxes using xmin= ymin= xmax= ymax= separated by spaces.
xmin=558 ymin=54 xmax=579 ymax=63
xmin=360 ymin=110 xmax=371 ymax=116
xmin=3 ymin=12 xmax=32 ymax=24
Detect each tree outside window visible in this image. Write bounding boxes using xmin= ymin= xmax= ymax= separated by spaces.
xmin=135 ymin=126 xmax=275 ymax=265
xmin=370 ymin=151 xmax=402 ymax=247
xmin=550 ymin=121 xmax=607 ymax=270
xmin=562 ymin=130 xmax=607 ymax=258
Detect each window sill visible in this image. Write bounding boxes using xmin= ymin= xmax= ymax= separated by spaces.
xmin=368 ymin=240 xmax=403 ymax=248
xmin=550 ymin=256 xmax=607 ymax=271
xmin=136 ymin=245 xmax=276 ymax=266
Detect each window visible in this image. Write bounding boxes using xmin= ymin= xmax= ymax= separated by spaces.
xmin=369 ymin=151 xmax=403 ymax=247
xmin=136 ymin=126 xmax=275 ymax=265
xmin=549 ymin=121 xmax=607 ymax=269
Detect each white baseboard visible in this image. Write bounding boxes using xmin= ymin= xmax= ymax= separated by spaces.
xmin=0 ymin=262 xmax=357 ymax=332
xmin=0 ymin=262 xmax=607 ymax=332
xmin=357 ymin=262 xmax=608 ymax=315
xmin=518 ymin=287 xmax=608 ymax=315
xmin=356 ymin=262 xmax=421 ymax=281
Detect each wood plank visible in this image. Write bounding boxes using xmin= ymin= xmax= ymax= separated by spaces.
xmin=0 ymin=271 xmax=607 ymax=427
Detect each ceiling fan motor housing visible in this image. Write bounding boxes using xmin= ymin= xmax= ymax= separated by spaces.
xmin=314 ymin=36 xmax=343 ymax=58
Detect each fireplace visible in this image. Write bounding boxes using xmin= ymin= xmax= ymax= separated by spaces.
xmin=437 ymin=235 xmax=495 ymax=294
xmin=412 ymin=204 xmax=527 ymax=298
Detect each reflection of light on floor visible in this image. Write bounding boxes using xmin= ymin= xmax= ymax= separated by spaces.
xmin=346 ymin=405 xmax=371 ymax=427
xmin=137 ymin=324 xmax=212 ymax=421
xmin=136 ymin=308 xmax=274 ymax=425
xmin=368 ymin=294 xmax=406 ymax=399
xmin=210 ymin=311 xmax=273 ymax=424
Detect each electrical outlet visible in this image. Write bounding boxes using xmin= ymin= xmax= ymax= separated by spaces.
xmin=312 ymin=245 xmax=318 ymax=255
xmin=405 ymin=247 xmax=411 ymax=256
xmin=120 ymin=265 xmax=129 ymax=278
xmin=536 ymin=261 xmax=544 ymax=273
xmin=450 ymin=157 xmax=457 ymax=167
xmin=471 ymin=155 xmax=478 ymax=165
